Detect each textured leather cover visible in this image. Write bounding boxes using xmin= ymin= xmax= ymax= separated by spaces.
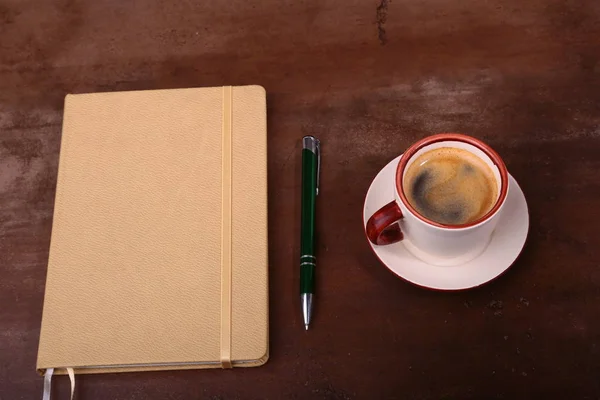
xmin=36 ymin=85 xmax=268 ymax=374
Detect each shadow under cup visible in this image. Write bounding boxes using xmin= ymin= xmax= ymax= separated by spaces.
xmin=381 ymin=134 xmax=509 ymax=267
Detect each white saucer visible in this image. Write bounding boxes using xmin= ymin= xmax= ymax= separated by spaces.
xmin=362 ymin=155 xmax=529 ymax=291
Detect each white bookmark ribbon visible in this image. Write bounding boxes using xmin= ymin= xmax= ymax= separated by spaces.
xmin=42 ymin=368 xmax=53 ymax=400
xmin=42 ymin=367 xmax=75 ymax=400
xmin=67 ymin=368 xmax=75 ymax=399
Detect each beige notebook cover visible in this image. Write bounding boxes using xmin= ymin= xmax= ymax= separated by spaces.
xmin=37 ymin=85 xmax=269 ymax=375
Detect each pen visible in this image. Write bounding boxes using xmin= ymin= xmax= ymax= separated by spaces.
xmin=300 ymin=135 xmax=320 ymax=330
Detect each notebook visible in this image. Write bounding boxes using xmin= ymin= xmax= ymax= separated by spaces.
xmin=36 ymin=85 xmax=269 ymax=376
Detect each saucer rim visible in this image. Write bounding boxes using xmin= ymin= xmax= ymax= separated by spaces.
xmin=362 ymin=154 xmax=529 ymax=291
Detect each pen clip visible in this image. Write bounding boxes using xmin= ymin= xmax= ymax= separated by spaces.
xmin=315 ymin=139 xmax=320 ymax=196
xmin=303 ymin=136 xmax=321 ymax=196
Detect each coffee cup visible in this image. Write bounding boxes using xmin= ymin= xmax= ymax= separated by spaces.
xmin=366 ymin=133 xmax=509 ymax=266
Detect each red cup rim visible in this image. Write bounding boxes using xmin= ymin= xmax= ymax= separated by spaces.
xmin=395 ymin=133 xmax=509 ymax=229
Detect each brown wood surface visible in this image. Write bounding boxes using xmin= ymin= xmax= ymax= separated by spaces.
xmin=2 ymin=0 xmax=600 ymax=398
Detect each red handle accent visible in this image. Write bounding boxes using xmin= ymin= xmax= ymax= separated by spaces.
xmin=366 ymin=201 xmax=404 ymax=245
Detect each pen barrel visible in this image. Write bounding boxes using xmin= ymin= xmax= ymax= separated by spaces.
xmin=300 ymin=146 xmax=318 ymax=294
xmin=300 ymin=263 xmax=315 ymax=293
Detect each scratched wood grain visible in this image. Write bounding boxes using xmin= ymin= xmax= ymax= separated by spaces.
xmin=1 ymin=0 xmax=600 ymax=398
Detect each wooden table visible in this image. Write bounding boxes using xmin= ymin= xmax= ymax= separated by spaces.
xmin=2 ymin=0 xmax=600 ymax=398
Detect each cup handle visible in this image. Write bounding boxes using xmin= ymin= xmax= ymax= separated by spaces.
xmin=366 ymin=201 xmax=404 ymax=245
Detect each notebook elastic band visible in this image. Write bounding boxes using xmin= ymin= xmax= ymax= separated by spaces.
xmin=42 ymin=368 xmax=75 ymax=400
xmin=220 ymin=86 xmax=233 ymax=369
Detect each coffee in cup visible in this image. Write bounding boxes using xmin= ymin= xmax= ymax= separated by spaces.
xmin=403 ymin=147 xmax=498 ymax=225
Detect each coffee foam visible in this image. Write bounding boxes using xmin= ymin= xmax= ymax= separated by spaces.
xmin=403 ymin=147 xmax=498 ymax=225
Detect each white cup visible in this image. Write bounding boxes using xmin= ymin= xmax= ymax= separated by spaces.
xmin=366 ymin=133 xmax=509 ymax=266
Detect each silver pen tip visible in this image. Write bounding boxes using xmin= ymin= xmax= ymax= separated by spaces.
xmin=305 ymin=324 xmax=309 ymax=330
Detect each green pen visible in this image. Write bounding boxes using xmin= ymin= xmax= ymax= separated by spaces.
xmin=300 ymin=135 xmax=320 ymax=330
